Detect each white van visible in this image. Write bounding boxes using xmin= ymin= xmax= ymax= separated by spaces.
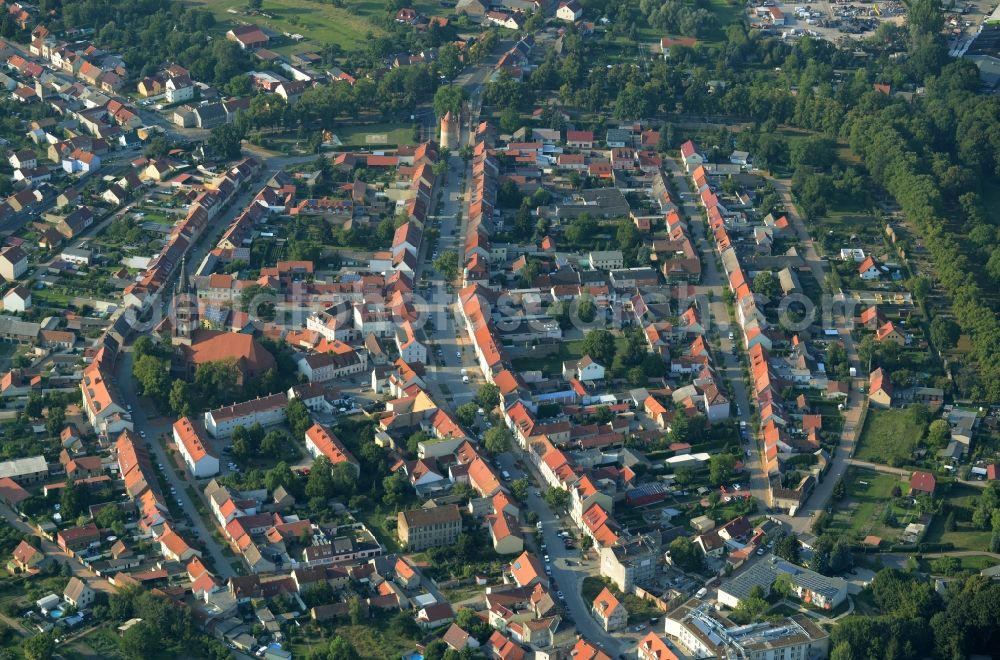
xmin=696 ymin=587 xmax=708 ymax=599
xmin=502 ymin=470 xmax=511 ymax=481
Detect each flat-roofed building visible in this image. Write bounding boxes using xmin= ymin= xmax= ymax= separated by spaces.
xmin=665 ymin=599 xmax=829 ymax=660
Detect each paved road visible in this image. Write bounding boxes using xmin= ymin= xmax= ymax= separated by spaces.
xmin=494 ymin=454 xmax=630 ymax=656
xmin=664 ymin=156 xmax=765 ymax=504
xmin=672 ymin=157 xmax=869 ymax=534
xmin=113 ymin=351 xmax=236 ymax=578
xmin=410 ymin=46 xmax=499 ymax=413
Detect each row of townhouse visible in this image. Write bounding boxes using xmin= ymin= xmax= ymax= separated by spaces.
xmin=123 ymin=158 xmax=261 ymax=309
xmin=683 ymin=139 xmax=817 ymax=512
xmin=463 ymin=123 xmax=498 ymax=287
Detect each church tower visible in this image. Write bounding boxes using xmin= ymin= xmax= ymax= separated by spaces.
xmin=172 ymin=258 xmax=197 ymax=346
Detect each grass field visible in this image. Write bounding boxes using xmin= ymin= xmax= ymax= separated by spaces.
xmin=189 ymin=0 xmax=387 ymax=52
xmin=511 ymin=336 xmax=628 ymax=376
xmin=335 ymin=122 xmax=417 ymax=148
xmin=827 ymin=468 xmax=913 ymax=542
xmin=854 ymin=408 xmax=925 ymax=466
xmin=292 ymin=623 xmax=416 ymax=659
xmin=923 ymin=484 xmax=995 ymax=552
xmin=919 ymin=555 xmax=1000 ymax=575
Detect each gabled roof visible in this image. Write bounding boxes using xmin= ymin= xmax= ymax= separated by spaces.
xmin=509 ymin=551 xmax=544 ymax=587
xmin=637 ymin=631 xmax=678 ymax=659
xmin=592 ymin=586 xmax=623 ymax=618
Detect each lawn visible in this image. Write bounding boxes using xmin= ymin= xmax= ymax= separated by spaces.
xmin=511 ymin=336 xmax=627 ymax=377
xmin=854 ymin=408 xmax=925 ymax=466
xmin=354 ymin=506 xmax=401 ymax=552
xmin=293 ymin=623 xmax=417 ymax=659
xmin=918 ymin=554 xmax=1000 ymax=575
xmin=826 ymin=468 xmax=913 ymax=542
xmin=922 ymin=484 xmax=996 ymax=552
xmin=188 ymin=0 xmax=389 ymax=52
xmin=31 ymin=287 xmax=74 ymax=309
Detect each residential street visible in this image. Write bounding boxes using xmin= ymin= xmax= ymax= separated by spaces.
xmin=664 ymin=156 xmax=766 ymax=504
xmin=494 ymin=455 xmax=630 ymax=656
xmin=666 ymin=157 xmax=867 ymax=535
xmin=114 ymin=351 xmax=236 ymax=579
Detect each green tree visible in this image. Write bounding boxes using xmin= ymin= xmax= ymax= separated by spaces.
xmin=424 ymin=640 xmax=449 ymax=660
xmin=24 ymin=392 xmax=43 ymax=418
xmin=511 ymin=478 xmax=530 ymax=502
xmin=44 ymin=406 xmax=65 ymax=438
xmin=239 ymin=284 xmax=276 ymax=321
xmin=382 ymin=472 xmax=408 ymax=509
xmin=120 ymin=620 xmax=160 ymax=660
xmin=774 ymin=533 xmax=800 ymax=563
xmin=389 ymin=612 xmax=421 ymax=639
xmin=926 ymin=419 xmax=950 ymax=448
xmin=433 ymin=85 xmax=468 ymax=119
xmin=207 ymin=122 xmax=243 ymax=160
xmin=578 ymin=296 xmax=597 ymax=323
xmin=770 ymin=572 xmax=793 ymax=600
xmin=753 ymin=271 xmax=779 ymax=298
xmin=832 ymin=478 xmax=846 ymax=500
xmin=929 ymin=316 xmax=960 ymax=350
xmin=133 ymin=354 xmax=171 ymax=403
xmin=483 ymin=427 xmax=512 ymax=455
xmin=21 ymin=633 xmax=55 ymax=660
xmin=581 ymin=329 xmax=616 ymax=365
xmin=709 ymin=454 xmax=736 ymax=485
xmin=264 ymin=462 xmax=296 ymax=495
xmin=60 ymin=478 xmax=86 ymax=519
xmin=733 ymin=584 xmax=769 ymax=622
xmin=230 ymin=425 xmax=257 ymax=461
xmin=543 ymin=487 xmax=569 ymax=510
xmin=261 ymin=430 xmax=293 ymax=459
xmin=668 ymin=537 xmax=703 ymax=572
xmin=96 ymin=505 xmax=127 ymax=537
xmin=305 ymin=456 xmax=335 ymax=501
xmin=455 ymin=402 xmax=478 ymax=427
xmin=434 ymin=251 xmax=459 ymax=281
xmin=169 ymin=379 xmax=194 ymax=417
xmin=477 ymin=383 xmax=500 ymax=410
xmin=285 ymin=399 xmax=312 ymax=439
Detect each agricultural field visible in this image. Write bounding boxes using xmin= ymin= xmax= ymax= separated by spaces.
xmin=854 ymin=408 xmax=926 ymax=466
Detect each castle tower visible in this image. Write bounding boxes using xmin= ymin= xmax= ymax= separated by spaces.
xmin=440 ymin=110 xmax=457 ymax=151
xmin=171 ymin=257 xmax=197 ymax=346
